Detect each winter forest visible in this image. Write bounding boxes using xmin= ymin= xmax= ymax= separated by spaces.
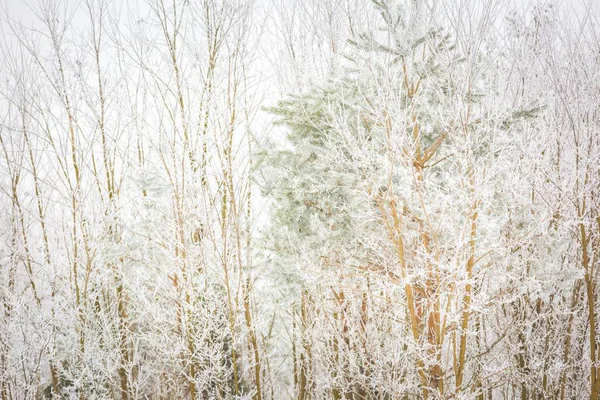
xmin=0 ymin=0 xmax=599 ymax=398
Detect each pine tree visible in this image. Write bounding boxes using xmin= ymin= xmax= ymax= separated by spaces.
xmin=260 ymin=1 xmax=542 ymax=397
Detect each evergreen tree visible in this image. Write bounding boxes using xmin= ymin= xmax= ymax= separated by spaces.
xmin=260 ymin=1 xmax=543 ymax=397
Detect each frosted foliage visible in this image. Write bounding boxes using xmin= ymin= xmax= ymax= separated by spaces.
xmin=0 ymin=0 xmax=599 ymax=399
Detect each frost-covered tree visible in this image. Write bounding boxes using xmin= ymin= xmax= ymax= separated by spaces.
xmin=502 ymin=4 xmax=600 ymax=398
xmin=0 ymin=0 xmax=264 ymax=398
xmin=260 ymin=0 xmax=552 ymax=398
